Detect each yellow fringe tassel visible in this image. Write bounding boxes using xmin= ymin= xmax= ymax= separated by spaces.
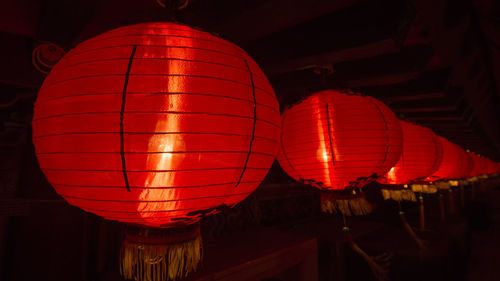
xmin=459 ymin=180 xmax=469 ymax=186
xmin=467 ymin=176 xmax=478 ymax=183
xmin=321 ymin=196 xmax=374 ymax=216
xmin=120 ymin=235 xmax=202 ymax=281
xmin=411 ymin=184 xmax=438 ymax=194
xmin=381 ymin=189 xmax=417 ymax=202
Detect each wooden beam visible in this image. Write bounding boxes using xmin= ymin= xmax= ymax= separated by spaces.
xmin=381 ymin=92 xmax=446 ymax=104
xmin=394 ymin=105 xmax=458 ymax=113
xmin=244 ymin=0 xmax=413 ymax=65
xmin=264 ymin=39 xmax=400 ymax=76
xmin=354 ymin=69 xmax=451 ymax=98
xmin=214 ymin=0 xmax=358 ymax=44
xmin=346 ymin=72 xmax=419 ymax=88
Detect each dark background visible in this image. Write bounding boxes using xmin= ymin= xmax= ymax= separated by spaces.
xmin=0 ymin=0 xmax=499 ymax=280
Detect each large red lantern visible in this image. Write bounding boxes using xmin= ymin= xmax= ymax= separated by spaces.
xmin=32 ymin=22 xmax=280 ymax=281
xmin=431 ymin=137 xmax=468 ymax=180
xmin=386 ymin=121 xmax=443 ymax=184
xmin=277 ymin=90 xmax=403 ymax=214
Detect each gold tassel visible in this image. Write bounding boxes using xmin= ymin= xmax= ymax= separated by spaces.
xmin=411 ymin=184 xmax=438 ymax=194
xmin=321 ymin=195 xmax=374 ymax=216
xmin=120 ymin=229 xmax=202 ymax=281
xmin=467 ymin=176 xmax=478 ymax=183
xmin=344 ymin=228 xmax=391 ymax=281
xmin=381 ymin=189 xmax=416 ymax=202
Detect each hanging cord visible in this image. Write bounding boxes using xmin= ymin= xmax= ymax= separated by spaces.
xmin=439 ymin=193 xmax=446 ymax=221
xmin=159 ymin=0 xmax=189 ymax=22
xmin=447 ymin=189 xmax=456 ymax=214
xmin=460 ymin=183 xmax=465 ymax=208
xmin=341 ymin=209 xmax=348 ymax=229
xmin=418 ymin=193 xmax=425 ymax=231
xmin=313 ymin=64 xmax=334 ymax=90
xmin=342 ymin=212 xmax=391 ymax=281
xmin=397 ymin=200 xmax=428 ymax=260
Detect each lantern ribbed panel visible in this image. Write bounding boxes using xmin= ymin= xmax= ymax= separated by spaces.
xmin=458 ymin=147 xmax=474 ymax=178
xmin=277 ymin=90 xmax=403 ymax=190
xmin=386 ymin=121 xmax=443 ymax=184
xmin=485 ymin=159 xmax=498 ymax=175
xmin=32 ymin=22 xmax=280 ymax=227
xmin=469 ymin=153 xmax=487 ymax=176
xmin=469 ymin=153 xmax=479 ymax=176
xmin=479 ymin=157 xmax=490 ymax=175
xmin=431 ymin=137 xmax=469 ymax=179
xmin=479 ymin=157 xmax=489 ymax=175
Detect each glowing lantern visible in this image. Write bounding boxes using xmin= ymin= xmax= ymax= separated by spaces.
xmin=32 ymin=22 xmax=280 ymax=281
xmin=459 ymin=148 xmax=474 ymax=178
xmin=469 ymin=153 xmax=488 ymax=176
xmin=486 ymin=159 xmax=498 ymax=175
xmin=386 ymin=121 xmax=443 ymax=184
xmin=431 ymin=137 xmax=468 ymax=180
xmin=277 ymin=90 xmax=403 ymax=214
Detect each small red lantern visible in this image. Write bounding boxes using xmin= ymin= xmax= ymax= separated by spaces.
xmin=458 ymin=148 xmax=474 ymax=178
xmin=32 ymin=22 xmax=280 ymax=281
xmin=385 ymin=121 xmax=443 ymax=184
xmin=469 ymin=153 xmax=487 ymax=176
xmin=431 ymin=137 xmax=471 ymax=180
xmin=277 ymin=90 xmax=403 ymax=214
xmin=485 ymin=158 xmax=498 ymax=175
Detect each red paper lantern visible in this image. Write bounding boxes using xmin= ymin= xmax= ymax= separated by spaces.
xmin=485 ymin=158 xmax=497 ymax=175
xmin=32 ymin=22 xmax=280 ymax=280
xmin=431 ymin=137 xmax=468 ymax=180
xmin=277 ymin=90 xmax=403 ymax=190
xmin=458 ymin=147 xmax=474 ymax=178
xmin=386 ymin=121 xmax=443 ymax=184
xmin=469 ymin=153 xmax=488 ymax=176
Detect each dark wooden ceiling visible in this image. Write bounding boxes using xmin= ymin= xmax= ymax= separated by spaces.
xmin=0 ymin=0 xmax=499 ymax=160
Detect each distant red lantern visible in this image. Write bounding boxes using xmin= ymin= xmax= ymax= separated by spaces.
xmin=431 ymin=136 xmax=464 ymax=180
xmin=32 ymin=22 xmax=280 ymax=281
xmin=459 ymin=148 xmax=474 ymax=178
xmin=469 ymin=153 xmax=487 ymax=176
xmin=491 ymin=162 xmax=499 ymax=174
xmin=276 ymin=90 xmax=403 ymax=215
xmin=385 ymin=121 xmax=443 ymax=184
xmin=277 ymin=90 xmax=403 ymax=190
xmin=486 ymin=158 xmax=497 ymax=175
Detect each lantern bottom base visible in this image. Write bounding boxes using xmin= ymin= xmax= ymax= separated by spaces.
xmin=381 ymin=189 xmax=417 ymax=202
xmin=120 ymin=223 xmax=202 ymax=281
xmin=321 ymin=191 xmax=374 ymax=216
